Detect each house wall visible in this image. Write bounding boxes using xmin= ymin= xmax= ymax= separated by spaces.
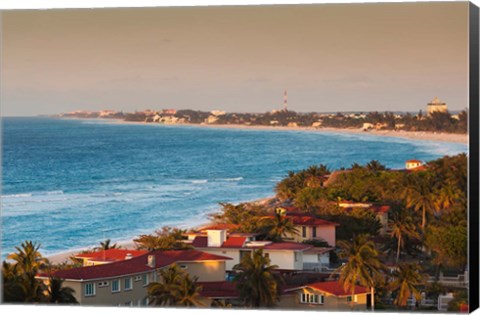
xmin=70 ymin=271 xmax=153 ymax=306
xmin=289 ymin=226 xmax=336 ymax=246
xmin=181 ymin=261 xmax=226 ymax=282
xmin=277 ymin=289 xmax=368 ymax=311
xmin=264 ymin=250 xmax=303 ymax=270
xmin=61 ymin=261 xmax=226 ymax=306
xmin=303 ymin=252 xmax=330 ymax=265
xmin=198 ymin=248 xmax=240 ymax=271
xmin=376 ymin=213 xmax=389 ymax=235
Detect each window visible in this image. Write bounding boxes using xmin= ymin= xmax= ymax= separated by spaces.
xmin=142 ymin=274 xmax=149 ymax=287
xmin=111 ymin=279 xmax=120 ymax=293
xmin=300 ymin=293 xmax=323 ymax=304
xmin=302 ymin=226 xmax=307 ymax=238
xmin=312 ymin=227 xmax=317 ymax=238
xmin=347 ymin=296 xmax=357 ymax=303
xmin=143 ymin=297 xmax=149 ymax=306
xmin=98 ymin=281 xmax=108 ymax=287
xmin=179 ymin=264 xmax=188 ymax=269
xmin=134 ymin=276 xmax=142 ymax=282
xmin=124 ymin=277 xmax=132 ymax=291
xmin=294 ymin=252 xmax=299 ymax=262
xmin=125 ymin=301 xmax=133 ymax=306
xmin=85 ymin=283 xmax=95 ymax=297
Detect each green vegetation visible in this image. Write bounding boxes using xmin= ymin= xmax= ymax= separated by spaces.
xmin=96 ymin=239 xmax=120 ymax=251
xmin=134 ymin=226 xmax=192 ymax=251
xmin=148 ymin=264 xmax=203 ymax=307
xmin=336 ymin=234 xmax=385 ymax=310
xmin=62 ymin=108 xmax=468 ymax=134
xmin=233 ymin=249 xmax=283 ymax=308
xmin=389 ymin=263 xmax=426 ymax=308
xmin=2 ymin=241 xmax=77 ymax=304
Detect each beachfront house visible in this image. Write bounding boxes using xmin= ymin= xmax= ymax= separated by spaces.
xmin=279 ymin=281 xmax=370 ymax=311
xmin=275 ymin=207 xmax=339 ymax=246
xmin=37 ymin=250 xmax=231 ymax=306
xmin=189 ymin=228 xmax=332 ymax=272
xmin=405 ymin=159 xmax=424 ymax=170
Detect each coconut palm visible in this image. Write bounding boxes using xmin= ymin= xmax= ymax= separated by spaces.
xmin=233 ymin=249 xmax=283 ymax=308
xmin=7 ymin=241 xmax=48 ymax=274
xmin=389 ymin=209 xmax=420 ymax=263
xmin=2 ymin=261 xmax=26 ymax=302
xmin=6 ymin=241 xmax=49 ymax=302
xmin=390 ymin=263 xmax=425 ymax=308
xmin=366 ymin=160 xmax=386 ymax=173
xmin=259 ymin=212 xmax=298 ymax=242
xmin=46 ymin=277 xmax=78 ymax=304
xmin=175 ymin=274 xmax=203 ymax=307
xmin=336 ymin=234 xmax=384 ymax=310
xmin=148 ymin=264 xmax=184 ymax=306
xmin=97 ymin=239 xmax=120 ymax=251
xmin=400 ymin=174 xmax=438 ymax=230
xmin=148 ymin=264 xmax=203 ymax=307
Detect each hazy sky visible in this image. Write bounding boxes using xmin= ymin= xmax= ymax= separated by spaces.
xmin=1 ymin=2 xmax=470 ymax=116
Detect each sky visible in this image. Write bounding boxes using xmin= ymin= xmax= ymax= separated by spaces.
xmin=1 ymin=1 xmax=471 ymax=116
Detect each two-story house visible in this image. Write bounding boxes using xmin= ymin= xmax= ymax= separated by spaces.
xmin=37 ymin=249 xmax=231 ymax=306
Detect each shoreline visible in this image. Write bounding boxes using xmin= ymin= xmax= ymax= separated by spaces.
xmin=78 ymin=118 xmax=468 ymax=144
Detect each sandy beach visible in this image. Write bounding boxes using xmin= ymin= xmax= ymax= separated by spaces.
xmin=99 ymin=119 xmax=468 ymax=144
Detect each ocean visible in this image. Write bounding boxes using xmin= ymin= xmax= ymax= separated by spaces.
xmin=1 ymin=117 xmax=468 ymax=259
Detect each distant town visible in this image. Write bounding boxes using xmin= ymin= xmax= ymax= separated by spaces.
xmin=55 ymin=96 xmax=467 ymax=134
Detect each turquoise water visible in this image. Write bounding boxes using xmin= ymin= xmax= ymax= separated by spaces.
xmin=1 ymin=117 xmax=468 ymax=258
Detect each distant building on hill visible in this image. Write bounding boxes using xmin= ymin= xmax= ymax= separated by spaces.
xmin=427 ymin=96 xmax=448 ymax=115
xmin=405 ymin=159 xmax=424 ymax=170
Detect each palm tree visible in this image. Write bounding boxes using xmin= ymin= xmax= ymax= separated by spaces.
xmin=366 ymin=160 xmax=386 ymax=173
xmin=6 ymin=241 xmax=49 ymax=302
xmin=2 ymin=261 xmax=25 ymax=302
xmin=336 ymin=234 xmax=384 ymax=310
xmin=259 ymin=212 xmax=298 ymax=242
xmin=390 ymin=263 xmax=425 ymax=308
xmin=148 ymin=264 xmax=203 ymax=307
xmin=148 ymin=264 xmax=184 ymax=306
xmin=175 ymin=274 xmax=203 ymax=307
xmin=401 ymin=174 xmax=439 ymax=230
xmin=389 ymin=209 xmax=420 ymax=263
xmin=97 ymin=239 xmax=120 ymax=251
xmin=233 ymin=249 xmax=283 ymax=308
xmin=46 ymin=277 xmax=78 ymax=304
xmin=7 ymin=241 xmax=48 ymax=274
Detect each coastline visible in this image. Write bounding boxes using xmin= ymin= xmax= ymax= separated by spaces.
xmin=85 ymin=118 xmax=468 ymax=144
xmin=37 ymin=119 xmax=465 ymax=264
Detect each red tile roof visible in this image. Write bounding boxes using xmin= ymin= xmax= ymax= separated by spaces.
xmin=198 ymin=281 xmax=239 ymax=298
xmin=254 ymin=242 xmax=312 ymax=251
xmin=192 ymin=236 xmax=208 ymax=247
xmin=406 ymin=165 xmax=427 ymax=172
xmin=74 ymin=249 xmax=148 ymax=262
xmin=49 ymin=250 xmax=231 ymax=281
xmin=221 ymin=237 xmax=246 ymax=248
xmin=286 ymin=214 xmax=339 ymax=227
xmin=406 ymin=159 xmax=422 ymax=163
xmin=371 ymin=205 xmax=390 ymax=214
xmin=307 ymin=281 xmax=369 ymax=296
xmin=285 ymin=281 xmax=368 ymax=297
